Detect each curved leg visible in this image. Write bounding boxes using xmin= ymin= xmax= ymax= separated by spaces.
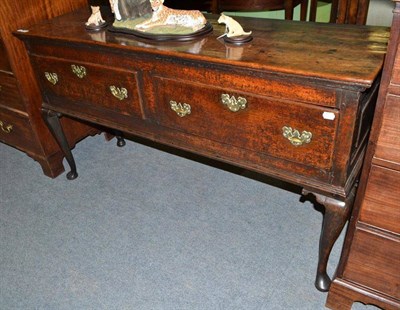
xmin=41 ymin=109 xmax=78 ymax=180
xmin=115 ymin=130 xmax=126 ymax=147
xmin=302 ymin=187 xmax=356 ymax=292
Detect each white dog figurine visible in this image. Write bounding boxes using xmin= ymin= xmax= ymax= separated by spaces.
xmin=218 ymin=13 xmax=252 ymax=38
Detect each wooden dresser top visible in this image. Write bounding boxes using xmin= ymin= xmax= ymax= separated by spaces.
xmin=17 ymin=9 xmax=389 ymax=87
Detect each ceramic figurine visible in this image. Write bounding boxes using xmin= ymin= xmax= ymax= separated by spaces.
xmin=86 ymin=6 xmax=105 ymax=27
xmin=218 ymin=13 xmax=252 ymax=38
xmin=86 ymin=0 xmax=152 ymax=28
xmin=135 ymin=0 xmax=207 ymax=32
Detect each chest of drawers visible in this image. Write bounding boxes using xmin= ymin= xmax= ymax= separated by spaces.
xmin=16 ymin=9 xmax=389 ymax=292
xmin=0 ymin=0 xmax=97 ymax=178
xmin=326 ymin=1 xmax=400 ymax=309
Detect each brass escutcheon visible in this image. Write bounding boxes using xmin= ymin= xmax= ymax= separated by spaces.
xmin=221 ymin=94 xmax=247 ymax=112
xmin=45 ymin=72 xmax=58 ymax=85
xmin=109 ymin=86 xmax=128 ymax=100
xmin=0 ymin=120 xmax=13 ymax=134
xmin=71 ymin=65 xmax=87 ymax=78
xmin=282 ymin=126 xmax=312 ymax=146
xmin=170 ymin=101 xmax=191 ymax=117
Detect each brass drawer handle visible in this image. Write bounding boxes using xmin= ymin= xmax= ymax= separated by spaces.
xmin=282 ymin=126 xmax=312 ymax=146
xmin=0 ymin=120 xmax=13 ymax=134
xmin=71 ymin=65 xmax=87 ymax=78
xmin=110 ymin=86 xmax=128 ymax=100
xmin=221 ymin=94 xmax=247 ymax=112
xmin=170 ymin=100 xmax=191 ymax=117
xmin=45 ymin=72 xmax=58 ymax=85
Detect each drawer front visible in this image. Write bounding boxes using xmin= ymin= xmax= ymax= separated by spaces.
xmin=375 ymin=94 xmax=400 ymax=163
xmin=0 ymin=106 xmax=38 ymax=153
xmin=32 ymin=56 xmax=143 ymax=118
xmin=0 ymin=39 xmax=12 ymax=72
xmin=152 ymin=77 xmax=338 ymax=170
xmin=391 ymin=43 xmax=400 ymax=85
xmin=0 ymin=71 xmax=25 ymax=112
xmin=344 ymin=229 xmax=400 ymax=299
xmin=360 ymin=165 xmax=400 ymax=234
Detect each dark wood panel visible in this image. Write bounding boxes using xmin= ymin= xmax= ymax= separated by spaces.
xmin=0 ymin=72 xmax=25 ymax=112
xmin=343 ymin=229 xmax=400 ymax=299
xmin=374 ymin=94 xmax=400 ymax=164
xmin=327 ymin=278 xmax=400 ymax=309
xmin=359 ymin=165 xmax=400 ymax=234
xmin=0 ymin=106 xmax=39 ymax=153
xmin=217 ymin=0 xmax=305 ymax=12
xmin=163 ymin=0 xmax=214 ymax=12
xmin=152 ymin=75 xmax=337 ymax=171
xmin=391 ymin=44 xmax=400 ymax=85
xmin=0 ymin=38 xmax=12 ymax=72
xmin=32 ymin=56 xmax=143 ymax=118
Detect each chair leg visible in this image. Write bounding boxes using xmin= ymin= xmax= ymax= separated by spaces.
xmin=211 ymin=0 xmax=219 ymax=14
xmin=284 ymin=0 xmax=294 ymax=20
xmin=309 ymin=0 xmax=318 ymax=21
xmin=300 ymin=0 xmax=308 ymax=21
xmin=330 ymin=0 xmax=339 ymax=23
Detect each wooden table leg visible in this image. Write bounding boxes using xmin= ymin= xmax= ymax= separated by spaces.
xmin=41 ymin=108 xmax=78 ymax=180
xmin=302 ymin=187 xmax=355 ymax=291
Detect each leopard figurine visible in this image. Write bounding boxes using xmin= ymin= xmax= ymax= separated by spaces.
xmin=135 ymin=0 xmax=207 ymax=32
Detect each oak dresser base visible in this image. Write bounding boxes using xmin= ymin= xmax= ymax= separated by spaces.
xmin=16 ymin=9 xmax=388 ymax=294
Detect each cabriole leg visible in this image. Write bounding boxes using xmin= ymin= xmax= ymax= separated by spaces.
xmin=302 ymin=188 xmax=355 ymax=292
xmin=41 ymin=109 xmax=78 ymax=180
xmin=115 ymin=130 xmax=126 ymax=147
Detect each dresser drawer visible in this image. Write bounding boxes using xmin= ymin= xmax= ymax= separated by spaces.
xmin=0 ymin=106 xmax=38 ymax=153
xmin=375 ymin=94 xmax=400 ymax=163
xmin=0 ymin=71 xmax=25 ymax=111
xmin=0 ymin=38 xmax=12 ymax=72
xmin=152 ymin=77 xmax=338 ymax=170
xmin=391 ymin=43 xmax=400 ymax=85
xmin=359 ymin=165 xmax=400 ymax=234
xmin=344 ymin=229 xmax=400 ymax=299
xmin=32 ymin=56 xmax=143 ymax=118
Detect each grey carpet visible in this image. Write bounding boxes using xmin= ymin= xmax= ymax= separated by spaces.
xmin=0 ymin=135 xmax=378 ymax=309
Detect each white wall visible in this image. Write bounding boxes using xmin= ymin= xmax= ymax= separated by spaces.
xmin=367 ymin=0 xmax=394 ymax=26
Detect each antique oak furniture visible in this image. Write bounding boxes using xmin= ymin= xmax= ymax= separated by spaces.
xmin=16 ymin=10 xmax=389 ymax=292
xmin=326 ymin=1 xmax=400 ymax=309
xmin=0 ymin=0 xmax=98 ymax=178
